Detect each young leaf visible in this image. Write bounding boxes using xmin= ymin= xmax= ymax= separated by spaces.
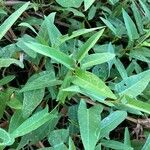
xmin=81 ymin=53 xmax=115 ymax=69
xmin=24 ymin=42 xmax=75 ymax=70
xmin=0 ymin=2 xmax=30 ymax=40
xmin=115 ymin=69 xmax=150 ymax=97
xmin=100 ymin=111 xmax=127 ymax=138
xmin=11 ymin=108 xmax=56 ymax=138
xmin=122 ymin=9 xmax=139 ymax=41
xmin=84 ymin=0 xmax=95 ymax=11
xmin=0 ymin=128 xmax=15 ymax=146
xmin=72 ymin=69 xmax=117 ymax=99
xmin=78 ymin=100 xmax=102 ymax=150
xmin=76 ymin=29 xmax=105 ymax=63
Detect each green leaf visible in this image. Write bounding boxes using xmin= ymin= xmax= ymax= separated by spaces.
xmin=76 ymin=29 xmax=105 ymax=63
xmin=19 ymin=22 xmax=38 ymax=35
xmin=72 ymin=69 xmax=117 ymax=99
xmin=8 ymin=110 xmax=25 ymax=134
xmin=81 ymin=53 xmax=115 ymax=69
xmin=56 ymin=0 xmax=83 ymax=8
xmin=101 ymin=139 xmax=133 ymax=150
xmin=0 ymin=128 xmax=15 ymax=146
xmin=100 ymin=111 xmax=127 ymax=138
xmin=131 ymin=1 xmax=144 ymax=34
xmin=124 ymin=127 xmax=131 ymax=146
xmin=121 ymin=96 xmax=150 ymax=114
xmin=100 ymin=17 xmax=117 ymax=36
xmin=44 ymin=13 xmax=62 ymax=47
xmin=84 ymin=0 xmax=96 ymax=11
xmin=141 ymin=134 xmax=150 ymax=150
xmin=139 ymin=0 xmax=150 ymax=20
xmin=0 ymin=58 xmax=24 ymax=68
xmin=48 ymin=129 xmax=68 ymax=150
xmin=11 ymin=108 xmax=56 ymax=138
xmin=22 ymin=89 xmax=45 ymax=118
xmin=69 ymin=137 xmax=76 ymax=150
xmin=114 ymin=58 xmax=128 ymax=79
xmin=59 ymin=27 xmax=102 ymax=43
xmin=115 ymin=69 xmax=150 ymax=97
xmin=24 ymin=42 xmax=75 ymax=70
xmin=122 ymin=9 xmax=139 ymax=41
xmin=78 ymin=100 xmax=102 ymax=150
xmin=0 ymin=75 xmax=15 ymax=86
xmin=7 ymin=98 xmax=22 ymax=110
xmin=20 ymin=72 xmax=62 ymax=92
xmin=57 ymin=71 xmax=72 ymax=103
xmin=0 ymin=2 xmax=30 ymax=40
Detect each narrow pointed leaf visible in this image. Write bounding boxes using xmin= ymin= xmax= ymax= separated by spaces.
xmin=81 ymin=53 xmax=115 ymax=69
xmin=24 ymin=42 xmax=75 ymax=70
xmin=84 ymin=0 xmax=96 ymax=11
xmin=20 ymin=72 xmax=62 ymax=92
xmin=0 ymin=58 xmax=24 ymax=68
xmin=115 ymin=69 xmax=150 ymax=97
xmin=76 ymin=29 xmax=105 ymax=62
xmin=121 ymin=96 xmax=150 ymax=114
xmin=100 ymin=111 xmax=127 ymax=138
xmin=72 ymin=69 xmax=116 ymax=99
xmin=122 ymin=9 xmax=139 ymax=41
xmin=78 ymin=100 xmax=102 ymax=150
xmin=59 ymin=27 xmax=102 ymax=43
xmin=11 ymin=108 xmax=56 ymax=138
xmin=0 ymin=128 xmax=15 ymax=146
xmin=0 ymin=2 xmax=30 ymax=40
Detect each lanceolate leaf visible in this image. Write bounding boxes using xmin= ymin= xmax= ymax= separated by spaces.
xmin=115 ymin=69 xmax=150 ymax=97
xmin=0 ymin=58 xmax=24 ymax=68
xmin=76 ymin=29 xmax=105 ymax=63
xmin=72 ymin=69 xmax=116 ymax=99
xmin=122 ymin=9 xmax=139 ymax=41
xmin=78 ymin=100 xmax=102 ymax=150
xmin=0 ymin=128 xmax=15 ymax=146
xmin=59 ymin=27 xmax=102 ymax=43
xmin=84 ymin=0 xmax=96 ymax=11
xmin=11 ymin=108 xmax=56 ymax=138
xmin=121 ymin=96 xmax=150 ymax=114
xmin=81 ymin=53 xmax=115 ymax=69
xmin=100 ymin=17 xmax=117 ymax=35
xmin=24 ymin=42 xmax=75 ymax=70
xmin=139 ymin=0 xmax=150 ymax=20
xmin=100 ymin=111 xmax=127 ymax=138
xmin=0 ymin=2 xmax=30 ymax=40
xmin=20 ymin=72 xmax=62 ymax=92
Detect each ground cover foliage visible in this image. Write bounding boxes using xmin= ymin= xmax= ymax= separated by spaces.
xmin=0 ymin=0 xmax=150 ymax=149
